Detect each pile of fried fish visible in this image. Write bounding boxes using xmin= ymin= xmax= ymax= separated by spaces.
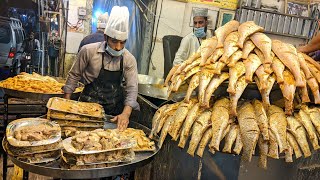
xmin=165 ymin=20 xmax=320 ymax=116
xmin=150 ymin=98 xmax=320 ymax=169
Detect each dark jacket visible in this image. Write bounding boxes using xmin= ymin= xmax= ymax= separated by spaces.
xmin=78 ymin=30 xmax=105 ymax=52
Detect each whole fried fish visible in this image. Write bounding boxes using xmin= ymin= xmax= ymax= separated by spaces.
xmin=220 ymin=32 xmax=239 ymax=63
xmin=272 ymin=56 xmax=285 ymax=84
xmin=178 ymin=103 xmax=201 ymax=148
xmin=198 ymin=69 xmax=215 ymax=104
xmin=183 ymin=58 xmax=201 ymax=73
xmin=215 ymin=20 xmax=240 ymax=48
xmin=268 ymin=130 xmax=279 ymax=159
xmin=272 ymin=40 xmax=303 ymax=87
xmin=158 ymin=115 xmax=175 ymax=148
xmin=241 ymin=40 xmax=255 ymax=59
xmin=250 ymin=33 xmax=272 ymax=73
xmin=230 ymin=76 xmax=248 ymax=116
xmin=252 ymin=99 xmax=269 ymax=140
xmin=237 ymin=102 xmax=260 ymax=162
xmin=286 ymin=116 xmax=311 ymax=157
xmin=297 ymin=53 xmax=313 ymax=80
xmin=200 ymin=37 xmax=217 ymax=66
xmin=287 ymin=132 xmax=302 ymax=159
xmin=150 ymin=104 xmax=169 ymax=138
xmin=227 ymin=61 xmax=246 ymax=95
xmin=268 ymin=105 xmax=288 ymax=153
xmin=227 ymin=50 xmax=243 ymax=67
xmin=174 ymin=51 xmax=201 ymax=75
xmin=301 ymin=106 xmax=320 ymax=135
xmin=258 ymin=136 xmax=269 ymax=169
xmin=184 ymin=73 xmax=200 ymax=103
xmin=169 ymin=101 xmax=196 ymax=140
xmin=203 ymin=73 xmax=229 ymax=107
xmin=243 ymin=53 xmax=262 ymax=82
xmin=237 ymin=21 xmax=264 ymax=48
xmin=196 ymin=128 xmax=212 ymax=157
xmin=157 ymin=103 xmax=180 ymax=133
xmin=279 ymin=70 xmax=296 ymax=115
xmin=209 ymin=98 xmax=230 ymax=150
xmin=297 ymin=110 xmax=320 ymax=150
xmin=222 ymin=124 xmax=239 ymax=153
xmin=187 ymin=110 xmax=212 ymax=156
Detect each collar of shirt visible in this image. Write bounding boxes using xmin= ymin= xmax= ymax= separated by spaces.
xmin=97 ymin=41 xmax=122 ymax=64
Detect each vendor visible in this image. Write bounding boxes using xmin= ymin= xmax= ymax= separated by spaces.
xmin=298 ymin=32 xmax=320 ymax=60
xmin=63 ymin=6 xmax=139 ymax=131
xmin=173 ymin=8 xmax=211 ymax=65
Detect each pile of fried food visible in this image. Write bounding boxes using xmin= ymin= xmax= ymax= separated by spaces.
xmin=0 ymin=72 xmax=83 ymax=94
xmin=47 ymin=97 xmax=105 ymax=137
xmin=165 ymin=20 xmax=320 ymax=116
xmin=151 ymin=98 xmax=320 ymax=169
xmin=4 ymin=118 xmax=62 ymax=164
xmin=61 ymin=128 xmax=155 ymax=168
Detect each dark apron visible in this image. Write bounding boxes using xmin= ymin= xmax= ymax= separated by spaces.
xmin=79 ymin=53 xmax=124 ymax=116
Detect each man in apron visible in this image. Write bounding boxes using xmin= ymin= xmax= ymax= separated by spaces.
xmin=63 ymin=6 xmax=139 ymax=131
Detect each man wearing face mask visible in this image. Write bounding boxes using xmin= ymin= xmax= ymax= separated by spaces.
xmin=173 ymin=8 xmax=211 ymax=65
xmin=63 ymin=6 xmax=139 ymax=131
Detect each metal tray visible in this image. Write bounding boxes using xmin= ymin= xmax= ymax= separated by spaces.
xmin=6 ymin=118 xmax=61 ymax=147
xmin=8 ymin=121 xmax=160 ymax=179
xmin=1 ymin=88 xmax=81 ymax=100
xmin=47 ymin=97 xmax=105 ymax=118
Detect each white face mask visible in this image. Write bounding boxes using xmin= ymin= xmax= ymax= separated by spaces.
xmin=105 ymin=44 xmax=124 ymax=57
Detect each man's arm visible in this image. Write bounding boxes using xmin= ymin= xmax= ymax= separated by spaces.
xmin=63 ymin=48 xmax=89 ymax=98
xmin=298 ymin=33 xmax=320 ymax=53
xmin=173 ymin=36 xmax=191 ymax=65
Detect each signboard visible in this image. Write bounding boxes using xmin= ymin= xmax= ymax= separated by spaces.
xmin=188 ymin=0 xmax=238 ymax=10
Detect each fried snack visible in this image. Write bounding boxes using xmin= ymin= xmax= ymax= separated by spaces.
xmin=119 ymin=128 xmax=156 ymax=151
xmin=0 ymin=72 xmax=83 ymax=94
xmin=53 ymin=119 xmax=104 ymax=128
xmin=48 ymin=110 xmax=103 ymax=122
xmin=17 ymin=150 xmax=60 ymax=164
xmin=14 ymin=123 xmax=60 ymax=141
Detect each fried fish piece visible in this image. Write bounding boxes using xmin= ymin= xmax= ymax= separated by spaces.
xmin=203 ymin=73 xmax=229 ymax=107
xmin=227 ymin=50 xmax=243 ymax=67
xmin=241 ymin=40 xmax=255 ymax=59
xmin=200 ymin=37 xmax=217 ymax=66
xmin=252 ymin=99 xmax=269 ymax=140
xmin=164 ymin=65 xmax=179 ymax=87
xmin=220 ymin=32 xmax=239 ymax=63
xmin=187 ymin=110 xmax=212 ymax=156
xmin=150 ymin=104 xmax=169 ymax=138
xmin=158 ymin=115 xmax=175 ymax=148
xmin=254 ymin=74 xmax=276 ymax=109
xmin=237 ymin=21 xmax=264 ymax=48
xmin=209 ymin=48 xmax=224 ymax=64
xmin=250 ymin=33 xmax=272 ymax=73
xmin=184 ymin=73 xmax=200 ymax=103
xmin=268 ymin=130 xmax=279 ymax=159
xmin=301 ymin=106 xmax=320 ymax=135
xmin=209 ymin=98 xmax=230 ymax=151
xmin=222 ymin=124 xmax=239 ymax=153
xmin=156 ymin=103 xmax=180 ymax=133
xmin=287 ymin=132 xmax=302 ymax=159
xmin=271 ymin=56 xmax=285 ymax=84
xmin=268 ymin=105 xmax=288 ymax=153
xmin=286 ymin=116 xmax=311 ymax=157
xmin=258 ymin=136 xmax=268 ymax=169
xmin=237 ymin=102 xmax=260 ymax=162
xmin=285 ymin=142 xmax=294 ymax=163
xmin=279 ymin=70 xmax=296 ymax=115
xmin=198 ymin=69 xmax=215 ymax=105
xmin=178 ymin=103 xmax=201 ymax=148
xmin=227 ymin=61 xmax=246 ymax=95
xmin=243 ymin=53 xmax=262 ymax=82
xmin=233 ymin=129 xmax=243 ymax=155
xmin=215 ymin=20 xmax=240 ymax=48
xmin=296 ymin=110 xmax=320 ymax=150
xmin=196 ymin=128 xmax=212 ymax=157
xmin=230 ymin=76 xmax=248 ymax=116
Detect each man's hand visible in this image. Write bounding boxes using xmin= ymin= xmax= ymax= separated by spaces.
xmin=64 ymin=93 xmax=71 ymax=99
xmin=111 ymin=113 xmax=129 ymax=131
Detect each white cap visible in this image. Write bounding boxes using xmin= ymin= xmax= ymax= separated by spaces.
xmin=97 ymin=12 xmax=109 ymax=29
xmin=193 ymin=8 xmax=208 ymax=18
xmin=104 ymin=6 xmax=129 ymax=41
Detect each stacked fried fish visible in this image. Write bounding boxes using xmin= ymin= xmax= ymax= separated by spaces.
xmin=165 ymin=20 xmax=320 ymax=116
xmin=150 ymin=98 xmax=320 ymax=169
xmin=46 ymin=97 xmax=105 ymax=137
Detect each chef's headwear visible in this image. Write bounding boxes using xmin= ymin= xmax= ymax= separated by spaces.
xmin=97 ymin=12 xmax=109 ymax=29
xmin=104 ymin=6 xmax=129 ymax=41
xmin=193 ymin=8 xmax=208 ymax=18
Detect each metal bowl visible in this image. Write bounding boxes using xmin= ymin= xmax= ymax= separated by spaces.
xmin=138 ymin=74 xmax=168 ymax=100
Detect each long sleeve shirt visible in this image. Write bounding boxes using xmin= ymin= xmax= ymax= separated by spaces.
xmin=173 ymin=31 xmax=212 ymax=65
xmin=63 ymin=41 xmax=140 ymax=110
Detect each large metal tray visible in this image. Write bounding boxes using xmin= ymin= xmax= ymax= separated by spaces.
xmin=6 ymin=118 xmax=61 ymax=147
xmin=8 ymin=121 xmax=160 ymax=179
xmin=1 ymin=87 xmax=81 ymax=100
